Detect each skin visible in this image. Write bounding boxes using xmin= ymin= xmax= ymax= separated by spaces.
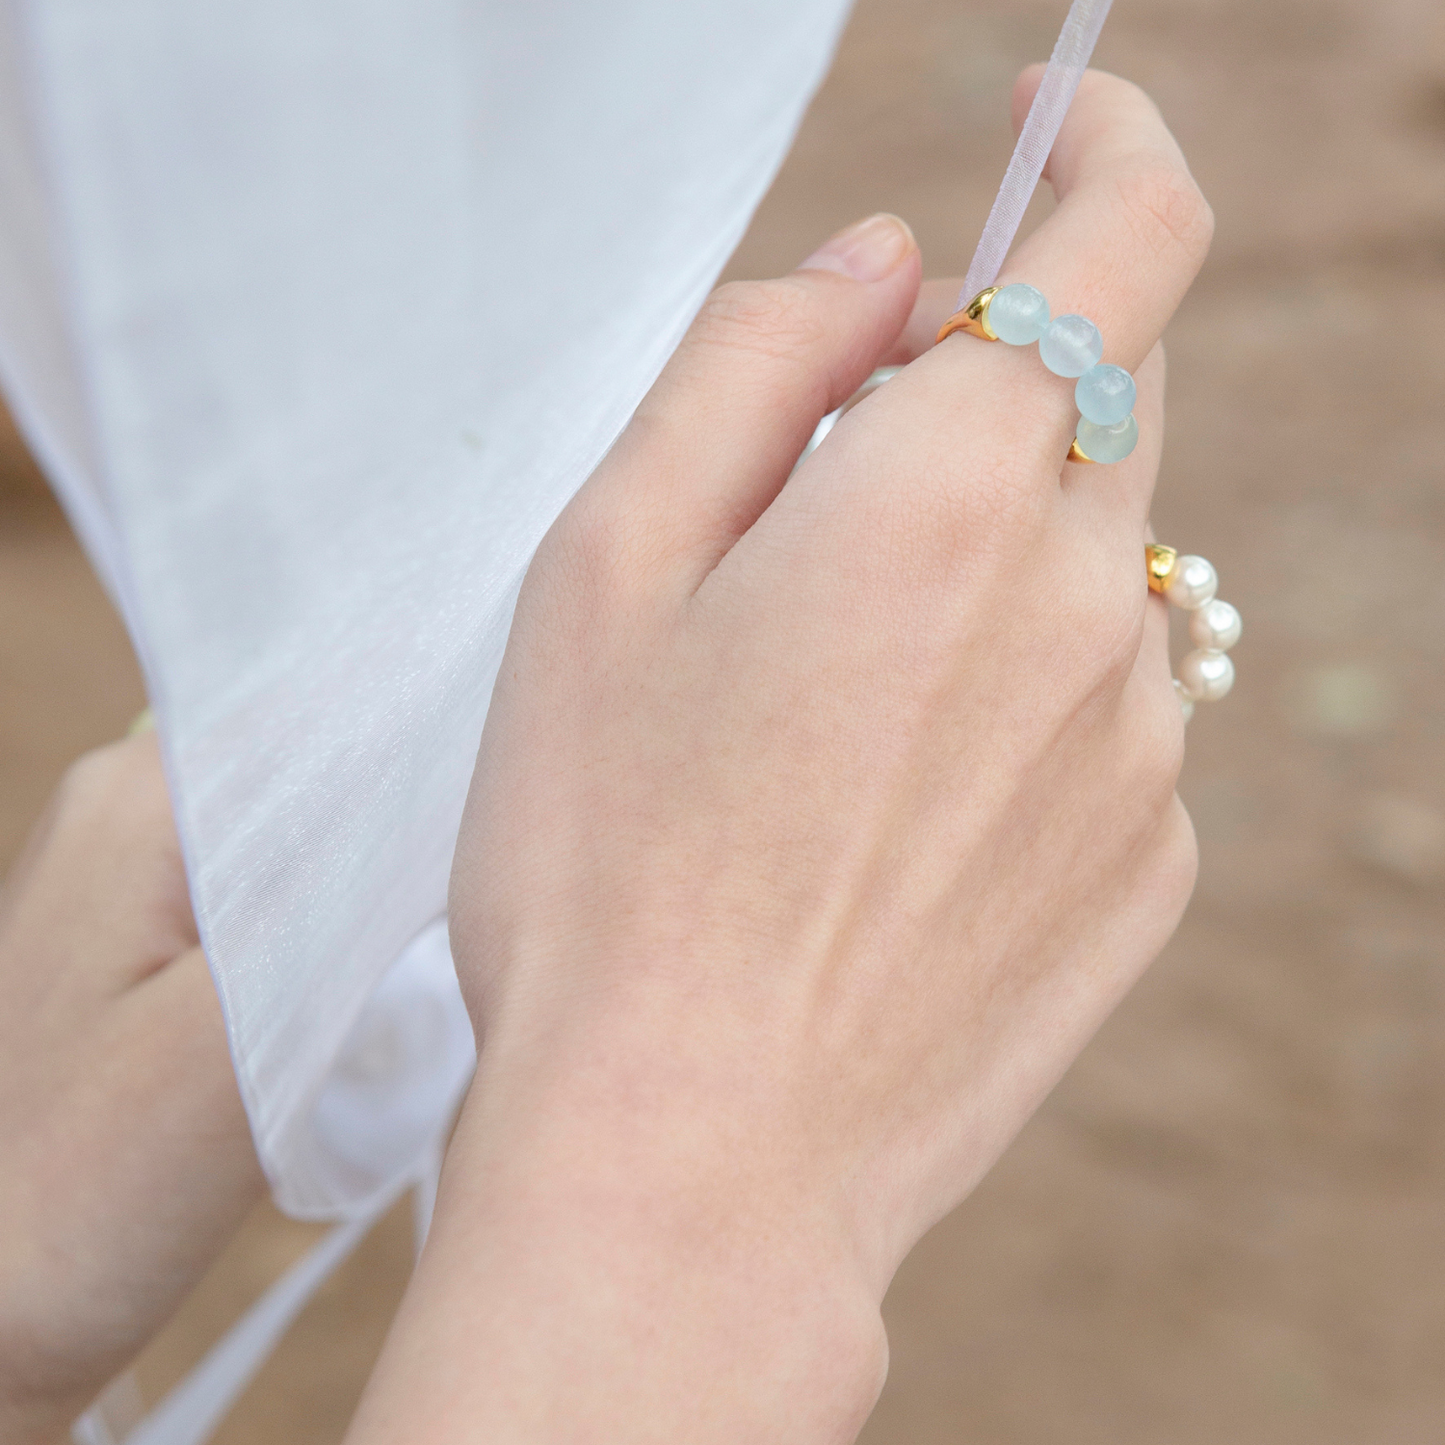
xmin=0 ymin=62 xmax=1211 ymax=1445
xmin=346 ymin=66 xmax=1213 ymax=1445
xmin=0 ymin=732 xmax=264 ymax=1445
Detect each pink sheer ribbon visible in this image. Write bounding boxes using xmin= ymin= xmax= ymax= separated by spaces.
xmin=959 ymin=0 xmax=1115 ymax=305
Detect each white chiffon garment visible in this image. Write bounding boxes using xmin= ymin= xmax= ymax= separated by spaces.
xmin=0 ymin=0 xmax=855 ymax=1218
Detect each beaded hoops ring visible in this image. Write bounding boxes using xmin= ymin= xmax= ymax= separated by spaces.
xmin=937 ymin=284 xmax=1139 ymax=465
xmin=1148 ymin=544 xmax=1241 ymax=721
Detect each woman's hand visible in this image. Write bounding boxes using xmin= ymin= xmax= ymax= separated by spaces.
xmin=0 ymin=731 xmax=264 ymax=1445
xmin=353 ymin=67 xmax=1212 ymax=1445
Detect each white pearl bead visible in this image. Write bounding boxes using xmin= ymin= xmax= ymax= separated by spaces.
xmin=1163 ymin=554 xmax=1218 ymax=611
xmin=1177 ymin=649 xmax=1234 ymax=702
xmin=1188 ymin=598 xmax=1241 ymax=652
xmin=1173 ymin=678 xmax=1195 ymax=723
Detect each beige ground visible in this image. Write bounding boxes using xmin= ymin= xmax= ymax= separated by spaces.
xmin=4 ymin=0 xmax=1445 ymax=1439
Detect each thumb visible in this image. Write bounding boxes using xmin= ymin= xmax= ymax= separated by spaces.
xmin=578 ymin=214 xmax=921 ymax=593
xmin=879 ymin=276 xmax=968 ymax=366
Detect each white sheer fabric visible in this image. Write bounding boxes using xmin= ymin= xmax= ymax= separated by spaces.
xmin=0 ymin=0 xmax=854 ymax=1218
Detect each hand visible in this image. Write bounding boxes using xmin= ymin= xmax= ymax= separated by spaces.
xmin=353 ymin=68 xmax=1212 ymax=1445
xmin=0 ymin=732 xmax=264 ymax=1445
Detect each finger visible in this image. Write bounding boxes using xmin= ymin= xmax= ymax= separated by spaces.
xmin=1124 ymin=360 xmax=1181 ymax=728
xmin=883 ymin=72 xmax=1209 ymax=402
xmin=565 ymin=214 xmax=921 ymax=592
xmin=1058 ymin=343 xmax=1171 ymax=700
xmin=766 ymin=69 xmax=1209 ymax=563
xmin=1061 ymin=340 xmax=1166 ymax=526
xmin=1134 ymin=572 xmax=1174 ymax=699
xmin=0 ymin=733 xmax=198 ymax=998
xmin=1118 ymin=584 xmax=1184 ymax=789
xmin=879 ymin=277 xmax=965 ymax=365
xmin=1000 ymin=65 xmax=1212 ymax=373
xmin=1131 ymin=507 xmax=1176 ymax=708
xmin=1116 ymin=384 xmax=1178 ymax=752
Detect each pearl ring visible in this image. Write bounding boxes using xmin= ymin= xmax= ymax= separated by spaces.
xmin=1147 ymin=544 xmax=1240 ymax=722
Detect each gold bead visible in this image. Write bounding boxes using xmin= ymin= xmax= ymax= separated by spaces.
xmin=1146 ymin=543 xmax=1178 ymax=593
xmin=935 ymin=286 xmax=1001 ymax=344
xmin=1066 ymin=439 xmax=1095 ymax=464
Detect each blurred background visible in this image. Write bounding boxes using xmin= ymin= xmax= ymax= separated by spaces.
xmin=4 ymin=0 xmax=1445 ymax=1439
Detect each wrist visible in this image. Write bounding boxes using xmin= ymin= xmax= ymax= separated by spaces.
xmin=351 ymin=1005 xmax=890 ymax=1445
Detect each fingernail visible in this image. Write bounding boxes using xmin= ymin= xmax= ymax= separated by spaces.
xmin=798 ymin=213 xmax=915 ymax=282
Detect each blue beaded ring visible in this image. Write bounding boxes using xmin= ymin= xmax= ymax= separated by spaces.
xmin=936 ymin=284 xmax=1139 ymax=465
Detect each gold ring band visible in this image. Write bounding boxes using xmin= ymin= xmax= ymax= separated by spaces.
xmin=935 ymin=286 xmax=1000 ymax=344
xmin=1146 ymin=543 xmax=1178 ymax=592
xmin=938 ymin=290 xmax=1100 ymax=465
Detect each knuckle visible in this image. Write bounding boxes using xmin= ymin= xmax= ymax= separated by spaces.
xmin=532 ymin=498 xmax=622 ymax=611
xmin=694 ymin=278 xmax=827 ymax=367
xmin=1115 ymin=159 xmax=1214 ymax=267
xmin=529 ymin=489 xmax=662 ymax=625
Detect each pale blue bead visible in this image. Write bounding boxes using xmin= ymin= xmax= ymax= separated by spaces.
xmin=988 ymin=283 xmax=1049 ymax=345
xmin=1075 ymin=363 xmax=1136 ymax=426
xmin=1039 ymin=314 xmax=1103 ymax=377
xmin=1075 ymin=413 xmax=1139 ymax=464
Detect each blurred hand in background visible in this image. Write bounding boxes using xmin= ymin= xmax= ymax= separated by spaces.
xmin=0 ymin=730 xmax=263 ymax=1445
